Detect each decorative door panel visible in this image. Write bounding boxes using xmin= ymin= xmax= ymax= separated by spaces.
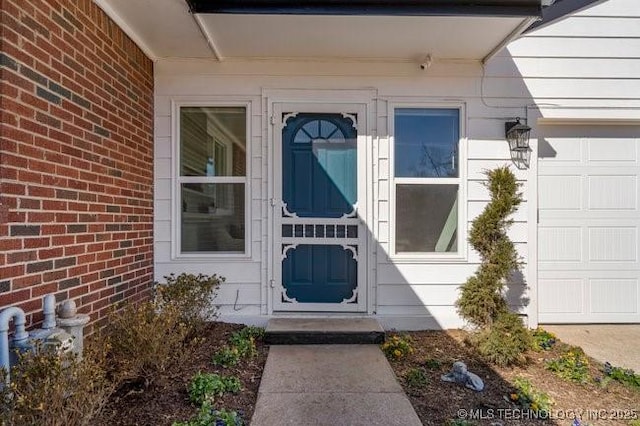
xmin=273 ymin=105 xmax=367 ymax=312
xmin=282 ymin=245 xmax=357 ymax=303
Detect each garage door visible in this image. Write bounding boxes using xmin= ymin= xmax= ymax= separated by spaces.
xmin=538 ymin=125 xmax=640 ymax=323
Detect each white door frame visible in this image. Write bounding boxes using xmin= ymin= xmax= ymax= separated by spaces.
xmin=268 ymin=98 xmax=372 ymax=313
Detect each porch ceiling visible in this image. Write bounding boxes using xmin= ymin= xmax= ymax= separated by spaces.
xmin=94 ymin=0 xmax=541 ymax=62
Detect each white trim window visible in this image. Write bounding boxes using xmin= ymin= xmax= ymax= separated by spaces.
xmin=390 ymin=105 xmax=464 ymax=259
xmin=176 ymin=104 xmax=250 ymax=256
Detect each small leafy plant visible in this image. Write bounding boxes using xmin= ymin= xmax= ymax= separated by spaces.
xmin=545 ymin=347 xmax=590 ymax=383
xmin=404 ymin=368 xmax=428 ymax=388
xmin=424 ymin=358 xmax=442 ymax=369
xmin=531 ymin=328 xmax=557 ymax=351
xmin=188 ymin=372 xmax=242 ymax=405
xmin=173 ymin=401 xmax=244 ymax=426
xmin=602 ymin=362 xmax=640 ymax=390
xmin=210 ymin=408 xmax=244 ymax=426
xmin=448 ymin=420 xmax=476 ymax=426
xmin=229 ymin=333 xmax=257 ymax=358
xmin=212 ymin=346 xmax=241 ymax=368
xmin=509 ymin=377 xmax=554 ymax=414
xmin=214 ymin=326 xmax=264 ymax=367
xmin=233 ymin=326 xmax=265 ymax=341
xmin=381 ymin=334 xmax=414 ymax=360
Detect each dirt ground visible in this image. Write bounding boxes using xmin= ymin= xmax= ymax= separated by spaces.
xmin=95 ymin=322 xmax=268 ymax=426
xmin=388 ymin=330 xmax=640 ymax=426
xmin=94 ymin=325 xmax=638 ymax=426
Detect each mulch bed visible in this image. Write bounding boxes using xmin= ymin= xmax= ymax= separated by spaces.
xmin=93 ymin=324 xmax=638 ymax=426
xmin=388 ymin=330 xmax=639 ymax=426
xmin=95 ymin=322 xmax=268 ymax=426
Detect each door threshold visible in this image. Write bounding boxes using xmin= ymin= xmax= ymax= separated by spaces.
xmin=265 ymin=317 xmax=384 ymax=345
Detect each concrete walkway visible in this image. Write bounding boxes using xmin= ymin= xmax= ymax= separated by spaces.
xmin=250 ymin=345 xmax=422 ymax=426
xmin=544 ymin=325 xmax=640 ymax=372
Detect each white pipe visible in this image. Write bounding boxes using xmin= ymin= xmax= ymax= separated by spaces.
xmin=0 ymin=306 xmax=29 ymax=382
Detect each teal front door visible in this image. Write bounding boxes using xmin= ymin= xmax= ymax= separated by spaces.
xmin=273 ymin=104 xmax=366 ymax=312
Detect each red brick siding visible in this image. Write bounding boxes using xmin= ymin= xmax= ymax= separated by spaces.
xmin=0 ymin=0 xmax=154 ymax=333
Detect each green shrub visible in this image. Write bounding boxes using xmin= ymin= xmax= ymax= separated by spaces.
xmin=455 ymin=167 xmax=531 ymax=366
xmin=509 ymin=377 xmax=554 ymax=414
xmin=531 ymin=328 xmax=557 ymax=351
xmin=173 ymin=402 xmax=244 ymax=426
xmin=0 ymin=343 xmax=113 ymax=426
xmin=545 ymin=346 xmax=590 ymax=383
xmin=188 ymin=372 xmax=241 ymax=405
xmin=475 ymin=311 xmax=532 ymax=366
xmin=381 ymin=334 xmax=414 ymax=360
xmin=456 ymin=167 xmax=522 ymax=328
xmin=155 ymin=273 xmax=223 ymax=332
xmin=404 ymin=368 xmax=428 ymax=388
xmin=106 ymin=301 xmax=191 ymax=387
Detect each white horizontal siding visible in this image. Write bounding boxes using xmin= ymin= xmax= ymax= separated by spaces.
xmin=153 ymin=90 xmax=264 ymax=309
xmin=493 ymin=0 xmax=640 ymax=115
xmin=153 ymin=19 xmax=552 ymax=326
xmin=487 ymin=56 xmax=640 ymax=79
xmin=377 ymin=283 xmax=527 ymax=307
xmin=574 ymin=0 xmax=640 ymax=17
xmin=506 ymin=38 xmax=640 ymax=59
xmin=153 ymin=0 xmax=639 ymax=327
xmin=529 ymin=16 xmax=640 ymax=38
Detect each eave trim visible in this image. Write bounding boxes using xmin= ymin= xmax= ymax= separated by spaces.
xmin=526 ymin=0 xmax=606 ymax=32
xmin=186 ymin=0 xmax=542 ymax=17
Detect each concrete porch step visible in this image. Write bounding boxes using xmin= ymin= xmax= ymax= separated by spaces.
xmin=264 ymin=318 xmax=385 ymax=345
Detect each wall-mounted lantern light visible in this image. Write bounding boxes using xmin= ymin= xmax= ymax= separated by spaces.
xmin=505 ymin=117 xmax=531 ymax=153
xmin=505 ymin=117 xmax=531 ymax=169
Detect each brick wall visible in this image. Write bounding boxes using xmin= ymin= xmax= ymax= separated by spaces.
xmin=0 ymin=0 xmax=154 ymax=332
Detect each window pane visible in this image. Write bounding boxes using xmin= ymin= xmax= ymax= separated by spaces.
xmin=394 ymin=108 xmax=459 ymax=178
xmin=396 ymin=184 xmax=458 ymax=253
xmin=181 ymin=183 xmax=245 ymax=252
xmin=180 ymin=107 xmax=246 ymax=177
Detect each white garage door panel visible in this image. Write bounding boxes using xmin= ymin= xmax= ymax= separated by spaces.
xmin=589 ymin=227 xmax=637 ymax=262
xmin=588 ymin=176 xmax=637 ymax=210
xmin=538 ymin=276 xmax=639 ymax=322
xmin=539 ymin=176 xmax=582 ymax=210
xmin=590 ymin=279 xmax=638 ymax=313
xmin=540 ymin=211 xmax=640 ymax=220
xmin=538 ymin=278 xmax=584 ymax=313
xmin=539 ymin=227 xmax=582 ymax=262
xmin=538 ymin=125 xmax=640 ymax=323
xmin=588 ymin=138 xmax=637 ymax=162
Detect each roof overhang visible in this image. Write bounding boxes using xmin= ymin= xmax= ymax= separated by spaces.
xmin=94 ymin=0 xmax=542 ymax=63
xmin=526 ymin=0 xmax=604 ymax=32
xmin=185 ymin=0 xmax=542 ymax=17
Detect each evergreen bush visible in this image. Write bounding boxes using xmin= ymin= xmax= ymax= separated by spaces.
xmin=455 ymin=166 xmax=531 ymax=365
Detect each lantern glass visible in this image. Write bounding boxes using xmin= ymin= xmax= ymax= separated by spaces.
xmin=506 ymin=122 xmax=531 ymax=152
